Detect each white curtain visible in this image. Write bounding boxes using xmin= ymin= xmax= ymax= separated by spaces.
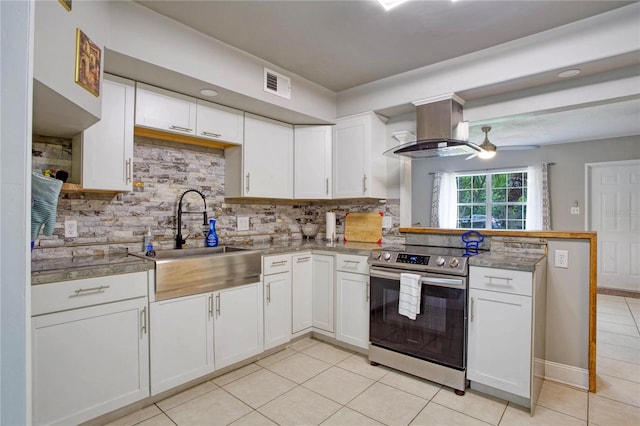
xmin=431 ymin=172 xmax=458 ymax=228
xmin=526 ymin=163 xmax=551 ymax=230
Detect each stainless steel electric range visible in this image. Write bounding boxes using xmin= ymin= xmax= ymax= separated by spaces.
xmin=368 ymin=245 xmax=472 ymax=395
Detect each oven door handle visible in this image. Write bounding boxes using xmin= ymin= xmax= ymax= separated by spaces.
xmin=369 ymin=269 xmax=465 ymax=289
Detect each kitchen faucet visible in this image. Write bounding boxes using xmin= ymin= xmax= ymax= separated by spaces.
xmin=175 ymin=189 xmax=208 ymax=249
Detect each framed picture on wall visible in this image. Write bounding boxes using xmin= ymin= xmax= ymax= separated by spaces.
xmin=58 ymin=0 xmax=72 ymax=12
xmin=74 ymin=28 xmax=101 ymax=97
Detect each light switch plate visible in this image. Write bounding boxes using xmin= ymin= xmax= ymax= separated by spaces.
xmin=571 ymin=206 xmax=580 ymax=214
xmin=382 ymin=216 xmax=393 ymax=229
xmin=555 ymin=250 xmax=569 ymax=268
xmin=237 ymin=216 xmax=249 ymax=231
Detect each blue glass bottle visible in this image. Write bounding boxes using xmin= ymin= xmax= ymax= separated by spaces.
xmin=206 ymin=218 xmax=218 ymax=247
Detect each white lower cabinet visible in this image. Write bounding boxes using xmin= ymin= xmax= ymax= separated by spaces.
xmin=32 ymin=297 xmax=149 ymax=426
xmin=264 ymin=272 xmax=292 ymax=350
xmin=214 ymin=282 xmax=264 ymax=369
xmin=312 ymin=254 xmax=335 ymax=333
xmin=149 ymin=293 xmax=214 ymax=395
xmin=467 ymin=287 xmax=532 ymax=397
xmin=291 ymin=253 xmax=313 ymax=333
xmin=335 ymin=254 xmax=370 ymax=349
xmin=467 ymin=262 xmax=547 ymax=413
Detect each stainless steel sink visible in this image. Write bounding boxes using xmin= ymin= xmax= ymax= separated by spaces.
xmin=131 ymin=246 xmax=262 ymax=301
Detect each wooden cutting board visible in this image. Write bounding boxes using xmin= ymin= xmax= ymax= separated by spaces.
xmin=344 ymin=212 xmax=383 ymax=243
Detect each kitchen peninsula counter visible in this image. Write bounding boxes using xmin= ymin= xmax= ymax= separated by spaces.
xmin=469 ymin=251 xmax=546 ymax=272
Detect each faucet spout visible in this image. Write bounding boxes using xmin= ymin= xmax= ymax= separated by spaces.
xmin=176 ymin=189 xmax=208 ymax=249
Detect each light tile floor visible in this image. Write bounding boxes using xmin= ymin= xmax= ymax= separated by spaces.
xmin=108 ymin=294 xmax=640 ymax=425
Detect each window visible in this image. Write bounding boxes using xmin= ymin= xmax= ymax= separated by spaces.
xmin=456 ymin=170 xmax=527 ymax=230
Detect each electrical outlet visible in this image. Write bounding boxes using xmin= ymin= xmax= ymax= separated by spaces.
xmin=555 ymin=250 xmax=569 ymax=268
xmin=64 ymin=220 xmax=78 ymax=238
xmin=237 ymin=216 xmax=250 ymax=231
xmin=571 ymin=206 xmax=580 ymax=214
xmin=382 ymin=216 xmax=393 ymax=229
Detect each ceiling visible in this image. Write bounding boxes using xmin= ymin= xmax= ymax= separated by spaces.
xmin=132 ymin=0 xmax=640 ymax=147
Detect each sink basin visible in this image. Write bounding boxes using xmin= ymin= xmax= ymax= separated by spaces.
xmin=131 ymin=246 xmax=262 ymax=300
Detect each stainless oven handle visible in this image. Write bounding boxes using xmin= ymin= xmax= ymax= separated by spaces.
xmin=369 ymin=268 xmax=465 ymax=289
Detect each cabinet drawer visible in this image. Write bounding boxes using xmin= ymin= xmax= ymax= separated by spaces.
xmin=263 ymin=254 xmax=291 ymax=275
xmin=32 ymin=272 xmax=148 ymax=316
xmin=336 ymin=254 xmax=368 ymax=274
xmin=469 ymin=266 xmax=533 ymax=297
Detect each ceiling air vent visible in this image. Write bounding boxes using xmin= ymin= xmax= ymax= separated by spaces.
xmin=264 ymin=68 xmax=291 ymax=99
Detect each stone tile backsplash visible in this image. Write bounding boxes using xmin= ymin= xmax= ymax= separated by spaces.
xmin=32 ymin=135 xmax=402 ymax=259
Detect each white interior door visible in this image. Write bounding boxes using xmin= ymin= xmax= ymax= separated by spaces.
xmin=587 ymin=160 xmax=640 ymax=292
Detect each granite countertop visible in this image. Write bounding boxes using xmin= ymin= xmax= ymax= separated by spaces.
xmin=31 ymin=239 xmax=379 ymax=285
xmin=31 ymin=253 xmax=154 ymax=285
xmin=468 ymin=251 xmax=546 ymax=272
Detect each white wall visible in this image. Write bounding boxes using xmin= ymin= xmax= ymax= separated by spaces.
xmin=1 ymin=0 xmax=33 ymax=423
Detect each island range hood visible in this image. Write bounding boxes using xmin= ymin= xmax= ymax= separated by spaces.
xmin=385 ymin=96 xmax=481 ymax=159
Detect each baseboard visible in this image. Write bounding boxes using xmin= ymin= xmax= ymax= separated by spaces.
xmin=543 ymin=360 xmax=589 ymax=390
xmin=597 ymin=287 xmax=640 ymax=299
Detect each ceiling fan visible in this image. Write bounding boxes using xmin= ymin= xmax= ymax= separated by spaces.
xmin=466 ymin=126 xmax=539 ymax=160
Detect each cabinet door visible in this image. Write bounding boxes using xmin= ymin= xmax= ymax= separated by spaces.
xmin=333 ymin=117 xmax=366 ymax=199
xmin=467 ymin=288 xmax=532 ymax=398
xmin=149 ymin=293 xmax=214 ymax=395
xmin=291 ymin=253 xmax=313 ymax=333
xmin=264 ymin=272 xmax=292 ymax=350
xmin=333 ymin=113 xmax=387 ymax=199
xmin=214 ymin=282 xmax=264 ymax=369
xmin=135 ymin=83 xmax=196 ymax=136
xmin=336 ymin=271 xmax=370 ymax=349
xmin=72 ymin=76 xmax=134 ymax=191
xmin=32 ymin=298 xmax=149 ymax=426
xmin=294 ymin=125 xmax=332 ymax=199
xmin=243 ymin=114 xmax=294 ymax=198
xmin=312 ymin=254 xmax=335 ymax=332
xmin=196 ymin=100 xmax=244 ymax=145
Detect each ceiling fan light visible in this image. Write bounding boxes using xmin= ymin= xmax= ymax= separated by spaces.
xmin=477 ymin=148 xmax=497 ymax=159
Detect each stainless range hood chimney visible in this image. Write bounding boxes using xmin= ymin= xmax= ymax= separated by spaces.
xmin=385 ymin=95 xmax=481 ymax=159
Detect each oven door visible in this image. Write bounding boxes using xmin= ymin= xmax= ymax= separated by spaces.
xmin=369 ymin=267 xmax=467 ymax=370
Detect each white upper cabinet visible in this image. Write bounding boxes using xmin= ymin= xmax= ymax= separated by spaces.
xmin=71 ymin=75 xmax=134 ymax=192
xmin=195 ymin=100 xmax=244 ymax=145
xmin=32 ymin=0 xmax=108 ymax=137
xmin=225 ymin=113 xmax=294 ymax=199
xmin=135 ymin=83 xmax=197 ymax=136
xmin=294 ymin=125 xmax=332 ymax=199
xmin=333 ymin=112 xmax=387 ymax=199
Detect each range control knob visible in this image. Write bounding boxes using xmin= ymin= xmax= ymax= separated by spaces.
xmin=383 ymin=252 xmax=392 ymax=261
xmin=449 ymin=257 xmax=460 ymax=268
xmin=436 ymin=256 xmax=445 ymax=267
xmin=371 ymin=251 xmax=381 ymax=260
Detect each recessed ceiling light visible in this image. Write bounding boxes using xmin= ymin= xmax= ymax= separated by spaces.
xmin=558 ymin=69 xmax=581 ymax=78
xmin=376 ymin=0 xmax=410 ymax=11
xmin=200 ymin=89 xmax=218 ymax=97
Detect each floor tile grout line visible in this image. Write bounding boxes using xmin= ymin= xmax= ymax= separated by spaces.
xmin=625 ymin=298 xmax=640 ymax=334
xmin=590 ymin=391 xmax=640 ymax=410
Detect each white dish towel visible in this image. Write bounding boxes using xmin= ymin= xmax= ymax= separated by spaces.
xmin=398 ymin=272 xmax=422 ymax=320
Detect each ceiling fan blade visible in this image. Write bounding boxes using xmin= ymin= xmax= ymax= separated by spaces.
xmin=497 ymin=145 xmax=540 ymax=151
xmin=465 ymin=152 xmax=478 ymax=160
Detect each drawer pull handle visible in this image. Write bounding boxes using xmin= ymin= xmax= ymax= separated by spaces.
xmin=271 ymin=260 xmax=288 ymax=266
xmin=201 ymin=131 xmax=222 ymax=138
xmin=484 ymin=275 xmax=513 ymax=285
xmin=73 ymin=285 xmax=110 ymax=296
xmin=209 ymin=294 xmax=214 ymax=317
xmin=344 ymin=260 xmax=360 ymax=264
xmin=267 ymin=283 xmax=271 ymax=303
xmin=216 ymin=294 xmax=221 ymax=316
xmin=296 ymin=256 xmax=311 ymax=263
xmin=169 ymin=125 xmax=193 ymax=133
